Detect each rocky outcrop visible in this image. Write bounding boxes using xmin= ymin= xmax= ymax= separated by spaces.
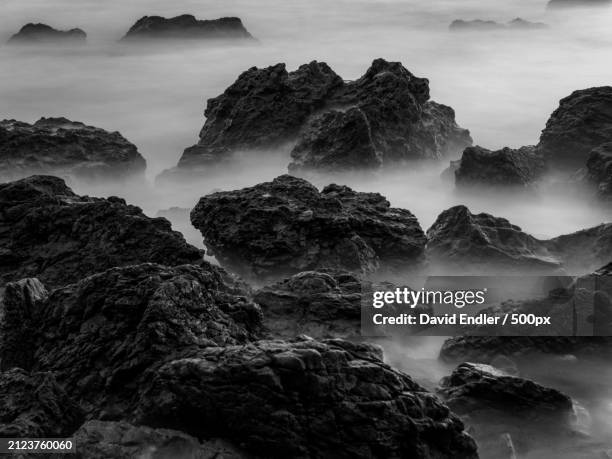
xmin=163 ymin=59 xmax=471 ymax=176
xmin=454 ymin=145 xmax=545 ymax=187
xmin=121 ymin=15 xmax=254 ymax=41
xmin=0 ymin=175 xmax=202 ymax=288
xmin=0 ymin=368 xmax=83 ymax=437
xmin=70 ymin=421 xmax=248 ymax=459
xmin=137 ymin=337 xmax=478 ymax=459
xmin=191 ymin=175 xmax=427 ymax=281
xmin=586 ymin=142 xmax=612 ymax=199
xmin=537 ymin=86 xmax=612 ymax=168
xmin=426 ymin=205 xmax=562 ymax=275
xmin=8 ymin=23 xmax=86 ymax=44
xmin=450 ymin=18 xmax=547 ymax=31
xmin=0 ymin=117 xmax=146 ymax=182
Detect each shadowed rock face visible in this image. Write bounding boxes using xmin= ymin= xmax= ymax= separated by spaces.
xmin=426 ymin=206 xmax=562 ymax=275
xmin=586 ymin=142 xmax=612 ymax=199
xmin=163 ymin=59 xmax=471 ymax=177
xmin=121 ymin=15 xmax=254 ymax=41
xmin=0 ymin=175 xmax=202 ymax=288
xmin=8 ymin=23 xmax=86 ymax=44
xmin=544 ymin=223 xmax=612 ymax=273
xmin=0 ymin=117 xmax=146 ymax=182
xmin=454 ymin=145 xmax=545 ymax=187
xmin=191 ymin=175 xmax=427 ymax=281
xmin=137 ymin=337 xmax=479 ymax=459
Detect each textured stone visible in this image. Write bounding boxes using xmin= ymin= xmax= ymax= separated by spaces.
xmin=122 ymin=15 xmax=254 ymax=41
xmin=8 ymin=23 xmax=86 ymax=44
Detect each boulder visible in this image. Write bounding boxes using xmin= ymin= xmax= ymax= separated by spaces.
xmin=137 ymin=337 xmax=479 ymax=459
xmin=190 ymin=175 xmax=427 ymax=281
xmin=0 ymin=175 xmax=202 ymax=288
xmin=8 ymin=23 xmax=86 ymax=44
xmin=425 ymin=205 xmax=562 ymax=275
xmin=0 ymin=368 xmax=83 ymax=437
xmin=0 ymin=117 xmax=146 ymax=182
xmin=454 ymin=145 xmax=545 ymax=187
xmin=450 ymin=18 xmax=547 ymax=31
xmin=537 ymin=86 xmax=612 ymax=168
xmin=70 ymin=420 xmax=247 ymax=459
xmin=121 ymin=15 xmax=254 ymax=41
xmin=586 ymin=142 xmax=612 ymax=199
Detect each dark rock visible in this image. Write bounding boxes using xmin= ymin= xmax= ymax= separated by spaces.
xmin=0 ymin=117 xmax=146 ymax=182
xmin=426 ymin=205 xmax=562 ymax=275
xmin=454 ymin=145 xmax=545 ymax=187
xmin=121 ymin=15 xmax=254 ymax=41
xmin=137 ymin=337 xmax=479 ymax=459
xmin=70 ymin=420 xmax=248 ymax=459
xmin=191 ymin=175 xmax=427 ymax=281
xmin=8 ymin=23 xmax=86 ymax=44
xmin=537 ymin=86 xmax=612 ymax=169
xmin=586 ymin=142 xmax=612 ymax=199
xmin=0 ymin=368 xmax=83 ymax=437
xmin=450 ymin=18 xmax=547 ymax=31
xmin=164 ymin=59 xmax=470 ymax=176
xmin=544 ymin=223 xmax=612 ymax=273
xmin=0 ymin=175 xmax=202 ymax=288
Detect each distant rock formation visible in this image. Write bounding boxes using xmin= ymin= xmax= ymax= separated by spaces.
xmin=121 ymin=15 xmax=254 ymax=41
xmin=191 ymin=175 xmax=427 ymax=281
xmin=450 ymin=18 xmax=547 ymax=31
xmin=160 ymin=59 xmax=471 ymax=178
xmin=0 ymin=117 xmax=146 ymax=182
xmin=548 ymin=0 xmax=612 ymax=8
xmin=8 ymin=23 xmax=86 ymax=44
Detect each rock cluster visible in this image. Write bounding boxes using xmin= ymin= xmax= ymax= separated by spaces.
xmin=0 ymin=117 xmax=146 ymax=182
xmin=191 ymin=175 xmax=427 ymax=280
xmin=450 ymin=18 xmax=547 ymax=31
xmin=8 ymin=23 xmax=86 ymax=44
xmin=121 ymin=15 xmax=254 ymax=41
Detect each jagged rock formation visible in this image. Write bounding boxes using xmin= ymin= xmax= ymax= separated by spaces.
xmin=162 ymin=59 xmax=471 ymax=177
xmin=454 ymin=145 xmax=545 ymax=187
xmin=138 ymin=337 xmax=479 ymax=459
xmin=121 ymin=15 xmax=254 ymax=41
xmin=8 ymin=23 xmax=86 ymax=44
xmin=450 ymin=18 xmax=547 ymax=31
xmin=0 ymin=175 xmax=202 ymax=288
xmin=0 ymin=117 xmax=146 ymax=182
xmin=191 ymin=175 xmax=427 ymax=281
xmin=544 ymin=223 xmax=612 ymax=273
xmin=426 ymin=205 xmax=562 ymax=275
xmin=586 ymin=142 xmax=612 ymax=199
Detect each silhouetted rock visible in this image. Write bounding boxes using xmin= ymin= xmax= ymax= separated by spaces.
xmin=0 ymin=117 xmax=146 ymax=182
xmin=71 ymin=421 xmax=248 ymax=459
xmin=8 ymin=23 xmax=86 ymax=44
xmin=450 ymin=18 xmax=547 ymax=31
xmin=537 ymin=87 xmax=612 ymax=168
xmin=191 ymin=175 xmax=427 ymax=281
xmin=586 ymin=142 xmax=612 ymax=199
xmin=426 ymin=206 xmax=562 ymax=275
xmin=454 ymin=145 xmax=545 ymax=187
xmin=122 ymin=15 xmax=254 ymax=41
xmin=0 ymin=368 xmax=83 ymax=437
xmin=137 ymin=337 xmax=479 ymax=459
xmin=163 ymin=59 xmax=471 ymax=177
xmin=0 ymin=175 xmax=202 ymax=288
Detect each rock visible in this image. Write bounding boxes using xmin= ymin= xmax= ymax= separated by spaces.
xmin=0 ymin=368 xmax=83 ymax=437
xmin=69 ymin=420 xmax=247 ymax=459
xmin=537 ymin=87 xmax=612 ymax=169
xmin=450 ymin=18 xmax=547 ymax=31
xmin=8 ymin=23 xmax=86 ymax=44
xmin=426 ymin=205 xmax=562 ymax=275
xmin=191 ymin=175 xmax=427 ymax=281
xmin=121 ymin=15 xmax=254 ymax=41
xmin=454 ymin=145 xmax=545 ymax=187
xmin=163 ymin=59 xmax=470 ymax=176
xmin=0 ymin=175 xmax=202 ymax=288
xmin=137 ymin=338 xmax=479 ymax=459
xmin=0 ymin=117 xmax=146 ymax=182
xmin=5 ymin=263 xmax=259 ymax=417
xmin=586 ymin=142 xmax=612 ymax=199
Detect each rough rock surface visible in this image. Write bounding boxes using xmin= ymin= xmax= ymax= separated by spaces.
xmin=69 ymin=420 xmax=248 ymax=459
xmin=8 ymin=23 xmax=86 ymax=44
xmin=0 ymin=175 xmax=202 ymax=288
xmin=454 ymin=145 xmax=545 ymax=187
xmin=0 ymin=368 xmax=83 ymax=437
xmin=0 ymin=117 xmax=146 ymax=181
xmin=586 ymin=142 xmax=612 ymax=199
xmin=450 ymin=18 xmax=547 ymax=31
xmin=191 ymin=175 xmax=427 ymax=280
xmin=121 ymin=15 xmax=254 ymax=41
xmin=165 ymin=59 xmax=471 ymax=175
xmin=537 ymin=86 xmax=612 ymax=168
xmin=426 ymin=205 xmax=562 ymax=275
xmin=138 ymin=337 xmax=479 ymax=459
xmin=544 ymin=223 xmax=612 ymax=273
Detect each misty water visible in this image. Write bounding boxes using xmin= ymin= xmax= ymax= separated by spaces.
xmin=2 ymin=0 xmax=612 ymax=457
